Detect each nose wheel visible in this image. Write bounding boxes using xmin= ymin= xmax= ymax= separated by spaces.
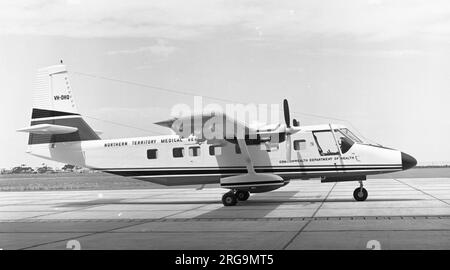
xmin=222 ymin=190 xmax=251 ymax=206
xmin=353 ymin=181 xmax=368 ymax=201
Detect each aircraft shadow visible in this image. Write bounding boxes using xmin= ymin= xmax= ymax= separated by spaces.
xmin=58 ymin=190 xmax=299 ymax=208
xmin=244 ymin=198 xmax=420 ymax=204
xmin=57 ymin=196 xmax=421 ymax=208
xmin=56 ymin=191 xmax=423 ymax=223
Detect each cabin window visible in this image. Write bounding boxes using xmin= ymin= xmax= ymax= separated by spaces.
xmin=209 ymin=145 xmax=222 ymax=156
xmin=312 ymin=130 xmax=340 ymax=156
xmin=189 ymin=146 xmax=201 ymax=157
xmin=147 ymin=149 xmax=158 ymax=159
xmin=294 ymin=140 xmax=306 ymax=151
xmin=172 ymin=147 xmax=185 ymax=158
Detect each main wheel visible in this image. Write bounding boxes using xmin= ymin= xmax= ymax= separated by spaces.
xmin=222 ymin=192 xmax=238 ymax=206
xmin=235 ymin=190 xmax=250 ymax=201
xmin=353 ymin=187 xmax=368 ymax=201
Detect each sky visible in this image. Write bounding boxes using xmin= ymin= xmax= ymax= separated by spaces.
xmin=0 ymin=0 xmax=449 ymax=168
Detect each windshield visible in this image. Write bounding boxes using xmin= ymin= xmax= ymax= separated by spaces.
xmin=336 ymin=128 xmax=363 ymax=144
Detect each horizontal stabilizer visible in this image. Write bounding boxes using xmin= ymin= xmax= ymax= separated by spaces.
xmin=17 ymin=124 xmax=78 ymax=135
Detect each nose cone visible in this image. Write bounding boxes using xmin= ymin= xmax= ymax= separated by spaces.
xmin=401 ymin=152 xmax=417 ymax=170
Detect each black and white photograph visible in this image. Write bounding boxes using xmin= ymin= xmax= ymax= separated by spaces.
xmin=0 ymin=0 xmax=449 ymax=255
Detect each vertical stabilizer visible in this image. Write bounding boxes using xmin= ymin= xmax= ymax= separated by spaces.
xmin=26 ymin=64 xmax=100 ymax=145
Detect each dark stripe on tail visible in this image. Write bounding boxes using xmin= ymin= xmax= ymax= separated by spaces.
xmin=31 ymin=108 xmax=80 ymax=119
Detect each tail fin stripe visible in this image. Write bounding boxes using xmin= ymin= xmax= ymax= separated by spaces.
xmin=31 ymin=108 xmax=80 ymax=119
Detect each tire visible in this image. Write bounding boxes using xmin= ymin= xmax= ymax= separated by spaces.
xmin=222 ymin=192 xmax=238 ymax=206
xmin=353 ymin=187 xmax=368 ymax=201
xmin=235 ymin=190 xmax=250 ymax=201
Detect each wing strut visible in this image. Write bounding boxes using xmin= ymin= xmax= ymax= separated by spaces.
xmin=236 ymin=138 xmax=256 ymax=174
xmin=329 ymin=123 xmax=342 ymax=156
xmin=220 ymin=140 xmax=286 ymax=190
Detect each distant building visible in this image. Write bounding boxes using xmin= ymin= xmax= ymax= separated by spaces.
xmin=74 ymin=167 xmax=92 ymax=173
xmin=10 ymin=165 xmax=35 ymax=174
xmin=61 ymin=164 xmax=76 ymax=172
xmin=36 ymin=164 xmax=55 ymax=174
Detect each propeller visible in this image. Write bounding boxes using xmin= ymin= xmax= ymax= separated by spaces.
xmin=283 ymin=99 xmax=292 ymax=162
xmin=283 ymin=99 xmax=290 ymax=128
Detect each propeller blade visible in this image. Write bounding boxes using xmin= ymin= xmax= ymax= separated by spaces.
xmin=286 ymin=133 xmax=292 ymax=162
xmin=283 ymin=99 xmax=290 ymax=128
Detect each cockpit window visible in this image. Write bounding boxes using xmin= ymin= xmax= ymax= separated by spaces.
xmin=336 ymin=133 xmax=354 ymax=154
xmin=311 ymin=128 xmax=362 ymax=156
xmin=334 ymin=128 xmax=363 ymax=154
xmin=337 ymin=128 xmax=363 ymax=144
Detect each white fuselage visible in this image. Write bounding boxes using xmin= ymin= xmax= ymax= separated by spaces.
xmin=28 ymin=125 xmax=403 ymax=186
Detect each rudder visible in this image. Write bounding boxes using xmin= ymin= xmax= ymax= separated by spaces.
xmin=27 ymin=64 xmax=100 ymax=145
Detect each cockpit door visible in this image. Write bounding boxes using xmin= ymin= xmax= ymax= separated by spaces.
xmin=312 ymin=130 xmax=340 ymax=156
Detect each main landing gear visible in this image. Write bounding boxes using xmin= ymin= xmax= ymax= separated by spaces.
xmin=353 ymin=181 xmax=368 ymax=201
xmin=222 ymin=190 xmax=250 ymax=206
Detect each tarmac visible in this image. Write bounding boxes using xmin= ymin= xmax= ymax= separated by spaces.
xmin=1 ymin=177 xmax=450 ymax=250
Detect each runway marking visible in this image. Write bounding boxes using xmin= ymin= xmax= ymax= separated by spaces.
xmin=19 ymin=192 xmax=210 ymax=250
xmin=2 ymin=177 xmax=450 ymax=249
xmin=281 ymin=182 xmax=337 ymax=250
xmin=394 ymin=179 xmax=450 ymax=206
xmin=13 ymin=190 xmax=184 ymax=249
xmin=2 ymin=215 xmax=450 ymax=223
xmin=6 ymin=229 xmax=450 ymax=234
xmin=154 ymin=202 xmax=210 ymax=219
xmin=17 ymin=190 xmax=182 ymax=221
xmin=19 ymin=219 xmax=151 ymax=250
xmin=0 ymin=193 xmax=86 ymax=207
xmin=20 ymin=204 xmax=108 ymax=221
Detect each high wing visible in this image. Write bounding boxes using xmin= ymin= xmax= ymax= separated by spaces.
xmin=154 ymin=99 xmax=300 ymax=151
xmin=154 ymin=112 xmax=293 ymax=145
xmin=155 ymin=112 xmax=253 ymax=140
xmin=155 ymin=111 xmax=290 ymax=189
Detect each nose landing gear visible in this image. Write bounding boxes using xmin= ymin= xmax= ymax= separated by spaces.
xmin=222 ymin=190 xmax=251 ymax=206
xmin=353 ymin=181 xmax=368 ymax=201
